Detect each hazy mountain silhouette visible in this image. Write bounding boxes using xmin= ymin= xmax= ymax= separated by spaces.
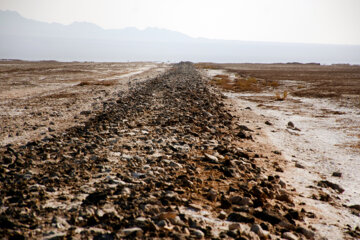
xmin=0 ymin=10 xmax=191 ymax=41
xmin=1 ymin=10 xmax=360 ymax=64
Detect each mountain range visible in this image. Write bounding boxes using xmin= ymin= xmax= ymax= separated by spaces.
xmin=1 ymin=10 xmax=360 ymax=64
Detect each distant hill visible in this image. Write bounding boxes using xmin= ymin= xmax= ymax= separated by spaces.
xmin=1 ymin=10 xmax=360 ymax=64
xmin=0 ymin=10 xmax=192 ymax=42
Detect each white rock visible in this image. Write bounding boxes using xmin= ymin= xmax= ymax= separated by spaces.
xmin=122 ymin=227 xmax=143 ymax=236
xmin=204 ymin=153 xmax=219 ymax=163
xmin=121 ymin=187 xmax=131 ymax=196
xmin=282 ymin=231 xmax=299 ymax=240
xmin=251 ymin=224 xmax=268 ymax=238
xmin=169 ymin=160 xmax=183 ymax=169
xmin=51 ymin=216 xmax=69 ymax=229
xmin=191 ymin=229 xmax=204 ymax=239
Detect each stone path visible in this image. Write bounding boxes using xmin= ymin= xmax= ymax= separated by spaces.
xmin=1 ymin=63 xmax=316 ymax=239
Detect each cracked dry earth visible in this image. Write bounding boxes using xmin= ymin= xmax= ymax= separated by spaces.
xmin=2 ymin=63 xmax=319 ymax=239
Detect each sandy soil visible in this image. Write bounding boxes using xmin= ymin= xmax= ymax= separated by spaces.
xmin=0 ymin=61 xmax=169 ymax=147
xmin=201 ymin=64 xmax=360 ymax=239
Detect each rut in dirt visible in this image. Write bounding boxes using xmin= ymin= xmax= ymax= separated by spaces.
xmin=1 ymin=62 xmax=315 ymax=239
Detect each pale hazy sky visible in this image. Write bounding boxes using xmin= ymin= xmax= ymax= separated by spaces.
xmin=1 ymin=0 xmax=360 ymax=45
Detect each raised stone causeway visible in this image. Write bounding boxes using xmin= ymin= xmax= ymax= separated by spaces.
xmin=1 ymin=62 xmax=314 ymax=239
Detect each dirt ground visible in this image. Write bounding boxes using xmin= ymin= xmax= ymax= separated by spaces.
xmin=1 ymin=61 xmax=360 ymax=239
xmin=199 ymin=63 xmax=360 ymax=239
xmin=198 ymin=63 xmax=360 ymax=148
xmin=0 ymin=61 xmax=169 ymax=147
xmin=1 ymin=63 xmax=320 ymax=239
xmin=200 ymin=62 xmax=360 ymax=106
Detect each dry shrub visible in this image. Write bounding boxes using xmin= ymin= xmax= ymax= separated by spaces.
xmin=297 ymin=84 xmax=305 ymax=89
xmin=211 ymin=75 xmax=262 ymax=92
xmin=98 ymin=80 xmax=117 ymax=86
xmin=212 ymin=75 xmax=233 ymax=90
xmin=104 ymin=71 xmax=130 ymax=78
xmin=275 ymin=91 xmax=288 ymax=101
xmin=46 ymin=93 xmax=77 ymax=99
xmin=195 ymin=63 xmax=220 ymax=69
xmin=284 ymin=90 xmax=288 ymax=99
xmin=349 ymin=142 xmax=360 ymax=151
xmin=268 ymin=81 xmax=279 ymax=88
xmin=213 ymin=74 xmax=228 ymax=79
xmin=233 ymin=77 xmax=260 ymax=92
xmin=77 ymin=80 xmax=117 ymax=87
xmin=77 ymin=81 xmax=91 ymax=86
xmin=293 ymin=90 xmax=340 ymax=98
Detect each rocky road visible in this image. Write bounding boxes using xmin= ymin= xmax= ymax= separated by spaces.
xmin=1 ymin=63 xmax=315 ymax=239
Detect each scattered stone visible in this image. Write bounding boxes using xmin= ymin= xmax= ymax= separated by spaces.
xmin=275 ymin=166 xmax=284 ymax=172
xmin=188 ymin=203 xmax=202 ymax=211
xmin=156 ymin=220 xmax=167 ymax=228
xmin=0 ymin=216 xmax=16 ymax=229
xmin=191 ymin=229 xmax=205 ymax=239
xmin=283 ymin=231 xmax=299 ymax=240
xmin=332 ymin=171 xmax=342 ymax=177
xmin=0 ymin=63 xmax=313 ymax=239
xmin=122 ymin=227 xmax=143 ymax=237
xmin=345 ymin=225 xmax=360 ymax=238
xmin=157 ymin=212 xmax=177 ymax=220
xmin=237 ymin=131 xmax=253 ymax=140
xmin=317 ymin=180 xmax=345 ymax=193
xmin=43 ymin=233 xmax=66 ymax=240
xmin=253 ymin=210 xmax=287 ymax=225
xmin=279 ymin=180 xmax=287 ymax=188
xmin=220 ymin=198 xmax=232 ymax=209
xmin=218 ymin=211 xmax=227 ymax=220
xmin=121 ymin=187 xmax=131 ymax=196
xmin=237 ymin=125 xmax=254 ymax=132
xmin=349 ymin=204 xmax=360 ymax=211
xmin=287 ymin=121 xmax=301 ymax=131
xmin=296 ymin=226 xmax=315 ymax=239
xmin=265 ymin=121 xmax=272 ymax=126
xmin=272 ymin=150 xmax=281 ymax=155
xmin=295 ymin=162 xmax=305 ymax=169
xmin=207 ymin=189 xmax=218 ymax=201
xmin=204 ymin=153 xmax=219 ymax=163
xmin=93 ymin=233 xmax=115 ymax=240
xmin=276 ymin=192 xmax=294 ymax=204
xmin=230 ymin=196 xmax=253 ymax=206
xmin=135 ymin=217 xmax=148 ymax=225
xmin=251 ymin=224 xmax=267 ymax=238
xmin=169 ymin=160 xmax=182 ymax=169
xmin=228 ymin=223 xmax=241 ymax=231
xmin=227 ymin=212 xmax=255 ymax=223
xmin=82 ymin=190 xmax=108 ymax=205
xmin=51 ymin=216 xmax=69 ymax=229
xmin=318 ymin=190 xmax=332 ymax=202
xmin=80 ymin=110 xmax=91 ymax=116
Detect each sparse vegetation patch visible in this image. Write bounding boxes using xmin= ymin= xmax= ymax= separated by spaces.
xmin=77 ymin=80 xmax=118 ymax=87
xmin=275 ymin=91 xmax=288 ymax=101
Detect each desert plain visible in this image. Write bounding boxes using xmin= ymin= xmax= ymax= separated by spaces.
xmin=0 ymin=61 xmax=360 ymax=239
